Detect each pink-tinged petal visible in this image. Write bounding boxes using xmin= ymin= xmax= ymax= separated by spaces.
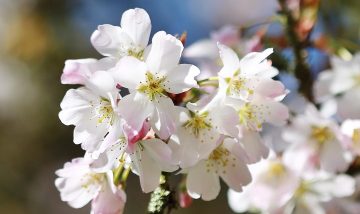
xmin=211 ymin=25 xmax=240 ymax=46
xmin=183 ymin=39 xmax=219 ymax=59
xmin=118 ymin=92 xmax=154 ymax=133
xmin=186 ymin=160 xmax=221 ymax=201
xmin=218 ymin=43 xmax=240 ymax=77
xmin=146 ymin=31 xmax=183 ymax=74
xmin=61 ymin=58 xmax=116 ymax=85
xmin=151 ymin=96 xmax=176 ymax=139
xmin=164 ymin=64 xmax=200 ymax=94
xmin=91 ymin=24 xmax=132 ymax=57
xmin=91 ymin=182 xmax=126 ymax=214
xmin=255 ymin=79 xmax=287 ymax=100
xmin=121 ymin=8 xmax=151 ymax=49
xmin=111 ymin=56 xmax=147 ymax=90
xmin=124 ymin=120 xmax=151 ymax=145
xmin=61 ymin=58 xmax=97 ymax=85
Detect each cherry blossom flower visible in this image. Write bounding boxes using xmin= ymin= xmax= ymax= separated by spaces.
xmin=282 ymin=105 xmax=351 ymax=173
xmin=111 ymin=31 xmax=200 ymax=139
xmin=217 ymin=43 xmax=283 ymax=101
xmin=59 ymin=70 xmax=122 ymax=156
xmin=169 ymin=92 xmax=239 ymax=168
xmin=315 ymin=53 xmax=360 ymax=120
xmin=281 ymin=172 xmax=355 ymax=214
xmin=217 ymin=44 xmax=289 ymax=163
xmin=91 ymin=8 xmax=151 ymax=59
xmin=127 ymin=137 xmax=178 ymax=193
xmin=228 ymin=155 xmax=355 ymax=214
xmin=185 ymin=138 xmax=251 ymax=201
xmin=55 ymin=158 xmax=126 ymax=214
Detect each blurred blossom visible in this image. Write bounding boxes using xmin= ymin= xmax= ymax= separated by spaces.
xmin=315 ymin=53 xmax=360 ymax=120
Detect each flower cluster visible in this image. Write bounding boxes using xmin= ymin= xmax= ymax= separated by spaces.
xmin=227 ymin=58 xmax=360 ymax=213
xmin=55 ymin=8 xmax=290 ymax=213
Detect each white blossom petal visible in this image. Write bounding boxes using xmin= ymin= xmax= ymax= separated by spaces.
xmin=121 ymin=8 xmax=151 ymax=50
xmin=146 ymin=31 xmax=183 ymax=74
xmin=91 ymin=24 xmax=132 ymax=57
xmin=186 ymin=160 xmax=221 ymax=201
xmin=164 ymin=64 xmax=200 ymax=94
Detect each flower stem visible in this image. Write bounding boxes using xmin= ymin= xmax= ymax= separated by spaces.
xmin=197 ymin=76 xmax=219 ymax=87
xmin=147 ymin=173 xmax=178 ymax=214
xmin=278 ymin=0 xmax=315 ymax=103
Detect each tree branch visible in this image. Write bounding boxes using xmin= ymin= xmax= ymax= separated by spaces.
xmin=278 ymin=0 xmax=315 ymax=102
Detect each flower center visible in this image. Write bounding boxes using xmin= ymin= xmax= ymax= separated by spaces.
xmin=268 ymin=162 xmax=286 ymax=177
xmin=206 ymin=146 xmax=236 ymax=174
xmin=310 ymin=125 xmax=333 ymax=145
xmin=183 ymin=112 xmax=212 ymax=137
xmin=294 ymin=180 xmax=311 ymax=198
xmin=226 ymin=75 xmax=254 ymax=97
xmin=352 ymin=128 xmax=360 ymax=144
xmin=94 ymin=97 xmax=115 ymax=125
xmin=238 ymin=103 xmax=264 ymax=130
xmin=138 ymin=72 xmax=166 ymax=101
xmin=81 ymin=173 xmax=105 ymax=190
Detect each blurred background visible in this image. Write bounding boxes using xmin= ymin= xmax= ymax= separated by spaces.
xmin=0 ymin=0 xmax=359 ymax=213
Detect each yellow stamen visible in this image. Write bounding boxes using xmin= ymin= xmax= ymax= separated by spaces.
xmin=182 ymin=112 xmax=212 ymax=137
xmin=310 ymin=125 xmax=333 ymax=145
xmin=137 ymin=72 xmax=166 ymax=101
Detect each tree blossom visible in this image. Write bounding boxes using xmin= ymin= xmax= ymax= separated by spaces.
xmin=282 ymin=105 xmax=351 ymax=173
xmin=58 ymin=70 xmax=121 ymax=156
xmin=184 ymin=25 xmax=263 ymax=79
xmin=169 ymin=91 xmax=239 ymax=168
xmin=91 ymin=8 xmax=151 ymax=59
xmin=111 ymin=31 xmax=200 ymax=139
xmin=315 ymin=53 xmax=360 ymax=120
xmin=127 ymin=137 xmax=178 ymax=193
xmin=90 ymin=119 xmax=178 ymax=193
xmin=217 ymin=44 xmax=289 ymax=162
xmin=55 ymin=158 xmax=126 ymax=214
xmin=228 ymin=155 xmax=355 ymax=214
xmin=185 ymin=137 xmax=252 ymax=201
